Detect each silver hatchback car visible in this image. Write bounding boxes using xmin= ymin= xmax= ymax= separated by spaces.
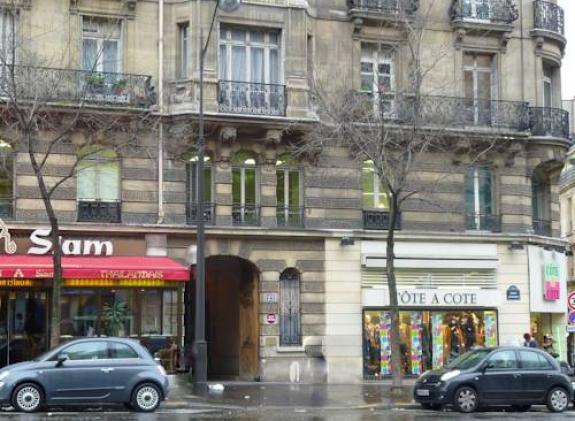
xmin=0 ymin=337 xmax=169 ymax=413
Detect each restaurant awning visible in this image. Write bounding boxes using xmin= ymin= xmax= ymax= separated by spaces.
xmin=0 ymin=256 xmax=190 ymax=281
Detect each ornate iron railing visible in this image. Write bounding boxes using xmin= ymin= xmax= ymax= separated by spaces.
xmin=0 ymin=66 xmax=155 ymax=108
xmin=347 ymin=0 xmax=418 ymax=16
xmin=276 ymin=206 xmax=305 ymax=228
xmin=186 ymin=202 xmax=215 ymax=225
xmin=450 ymin=0 xmax=518 ymax=24
xmin=218 ymin=80 xmax=286 ymax=116
xmin=363 ymin=210 xmax=401 ymax=230
xmin=465 ymin=213 xmax=501 ymax=232
xmin=0 ymin=198 xmax=13 ymax=219
xmin=532 ymin=218 xmax=552 ymax=236
xmin=528 ymin=107 xmax=570 ymax=139
xmin=232 ymin=203 xmax=261 ymax=226
xmin=77 ymin=200 xmax=121 ymax=223
xmin=357 ymin=93 xmax=529 ymax=131
xmin=534 ymin=0 xmax=565 ymax=35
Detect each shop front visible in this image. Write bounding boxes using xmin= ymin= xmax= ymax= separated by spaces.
xmin=0 ymin=255 xmax=189 ymax=368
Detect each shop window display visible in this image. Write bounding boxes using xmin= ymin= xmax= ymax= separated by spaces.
xmin=363 ymin=309 xmax=498 ymax=378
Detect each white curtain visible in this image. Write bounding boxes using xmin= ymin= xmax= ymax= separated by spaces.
xmin=82 ymin=39 xmax=98 ymax=71
xmin=103 ymin=40 xmax=118 ymax=74
xmin=251 ymin=47 xmax=264 ymax=83
xmin=232 ymin=46 xmax=246 ymax=81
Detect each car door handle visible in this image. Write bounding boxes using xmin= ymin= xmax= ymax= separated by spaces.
xmin=101 ymin=368 xmax=115 ymax=373
xmin=513 ymin=374 xmax=521 ymax=378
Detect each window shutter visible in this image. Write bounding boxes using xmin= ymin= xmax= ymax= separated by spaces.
xmin=280 ymin=269 xmax=301 ymax=346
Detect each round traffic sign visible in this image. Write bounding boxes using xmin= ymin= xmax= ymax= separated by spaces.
xmin=569 ymin=291 xmax=575 ymax=311
xmin=266 ymin=313 xmax=277 ymax=324
xmin=569 ymin=311 xmax=575 ymax=325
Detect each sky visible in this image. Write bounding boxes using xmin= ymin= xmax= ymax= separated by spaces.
xmin=560 ymin=0 xmax=574 ymax=99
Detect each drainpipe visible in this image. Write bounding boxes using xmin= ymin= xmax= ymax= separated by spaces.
xmin=157 ymin=0 xmax=165 ymax=224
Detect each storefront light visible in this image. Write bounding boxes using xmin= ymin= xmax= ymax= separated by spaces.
xmin=440 ymin=369 xmax=460 ymax=382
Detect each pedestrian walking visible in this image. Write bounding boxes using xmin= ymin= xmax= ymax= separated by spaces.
xmin=523 ymin=333 xmax=538 ymax=348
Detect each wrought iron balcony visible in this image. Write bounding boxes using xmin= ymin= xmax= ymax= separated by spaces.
xmin=363 ymin=209 xmax=401 ymax=230
xmin=218 ymin=80 xmax=286 ymax=116
xmin=534 ymin=0 xmax=565 ymax=36
xmin=528 ymin=107 xmax=570 ymax=139
xmin=186 ymin=203 xmax=215 ymax=225
xmin=465 ymin=213 xmax=501 ymax=232
xmin=77 ymin=200 xmax=121 ymax=223
xmin=532 ymin=218 xmax=552 ymax=236
xmin=232 ymin=203 xmax=261 ymax=226
xmin=0 ymin=198 xmax=13 ymax=219
xmin=358 ymin=93 xmax=529 ymax=132
xmin=0 ymin=66 xmax=155 ymax=109
xmin=276 ymin=206 xmax=305 ymax=228
xmin=450 ymin=0 xmax=518 ymax=24
xmin=347 ymin=0 xmax=418 ymax=19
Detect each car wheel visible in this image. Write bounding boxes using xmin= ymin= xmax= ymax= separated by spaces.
xmin=131 ymin=383 xmax=161 ymax=412
xmin=511 ymin=404 xmax=531 ymax=412
xmin=547 ymin=387 xmax=569 ymax=413
xmin=453 ymin=386 xmax=478 ymax=413
xmin=11 ymin=383 xmax=44 ymax=413
xmin=421 ymin=403 xmax=442 ymax=410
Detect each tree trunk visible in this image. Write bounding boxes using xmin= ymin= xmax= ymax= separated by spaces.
xmin=387 ymin=195 xmax=403 ymax=389
xmin=27 ymin=138 xmax=62 ymax=348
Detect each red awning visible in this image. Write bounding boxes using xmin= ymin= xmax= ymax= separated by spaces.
xmin=0 ymin=256 xmax=190 ymax=281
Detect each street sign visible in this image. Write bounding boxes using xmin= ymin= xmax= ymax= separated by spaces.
xmin=568 ymin=291 xmax=575 ymax=311
xmin=569 ymin=311 xmax=575 ymax=325
xmin=506 ymin=285 xmax=520 ymax=301
xmin=266 ymin=313 xmax=278 ymax=324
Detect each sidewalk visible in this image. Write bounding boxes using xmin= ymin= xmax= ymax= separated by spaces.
xmin=164 ymin=375 xmax=417 ymax=411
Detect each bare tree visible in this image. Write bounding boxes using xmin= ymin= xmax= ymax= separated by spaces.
xmin=0 ymin=3 xmax=154 ymax=347
xmin=298 ymin=0 xmax=517 ymax=388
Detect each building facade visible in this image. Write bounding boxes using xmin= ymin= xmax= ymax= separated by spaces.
xmin=0 ymin=0 xmax=570 ymax=382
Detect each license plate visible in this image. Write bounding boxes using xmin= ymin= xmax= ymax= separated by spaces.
xmin=416 ymin=389 xmax=430 ymax=397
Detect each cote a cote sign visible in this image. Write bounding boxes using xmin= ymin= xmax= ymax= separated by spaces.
xmin=0 ymin=219 xmax=113 ymax=256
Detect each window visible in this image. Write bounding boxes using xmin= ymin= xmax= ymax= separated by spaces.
xmin=360 ymin=44 xmax=394 ymax=114
xmin=177 ymin=22 xmax=189 ymax=79
xmin=362 ymin=160 xmax=390 ymax=210
xmin=0 ymin=9 xmax=15 ymax=65
xmin=532 ymin=168 xmax=551 ymax=235
xmin=462 ymin=0 xmax=491 ymax=21
xmin=487 ymin=350 xmax=518 ymax=369
xmin=77 ymin=147 xmax=121 ymax=223
xmin=82 ymin=17 xmax=121 ymax=73
xmin=463 ymin=53 xmax=496 ymax=125
xmin=186 ymin=154 xmax=213 ymax=223
xmin=0 ymin=141 xmax=13 ymax=218
xmin=63 ymin=341 xmax=108 ymax=360
xmin=519 ymin=350 xmax=552 ymax=370
xmin=276 ymin=154 xmax=303 ymax=227
xmin=232 ymin=151 xmax=259 ymax=225
xmin=109 ymin=342 xmax=139 ymax=359
xmin=465 ymin=167 xmax=494 ymax=230
xmin=280 ymin=268 xmax=301 ymax=346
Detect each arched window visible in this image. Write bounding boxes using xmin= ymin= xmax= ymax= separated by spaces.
xmin=0 ymin=140 xmax=13 ymax=218
xmin=186 ymin=153 xmax=213 ymax=224
xmin=362 ymin=160 xmax=389 ymax=209
xmin=464 ymin=166 xmax=495 ymax=231
xmin=280 ymin=268 xmax=301 ymax=346
xmin=532 ymin=168 xmax=551 ymax=236
xmin=276 ymin=153 xmax=303 ymax=227
xmin=232 ymin=151 xmax=259 ymax=225
xmin=77 ymin=147 xmax=121 ymax=223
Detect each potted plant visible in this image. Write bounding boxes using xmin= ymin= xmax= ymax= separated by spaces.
xmin=112 ymin=78 xmax=127 ymax=95
xmin=85 ymin=73 xmax=105 ymax=94
xmin=102 ymin=300 xmax=129 ymax=336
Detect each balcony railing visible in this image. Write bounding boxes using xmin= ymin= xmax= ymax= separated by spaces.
xmin=0 ymin=198 xmax=13 ymax=219
xmin=363 ymin=209 xmax=401 ymax=230
xmin=358 ymin=93 xmax=529 ymax=131
xmin=232 ymin=203 xmax=261 ymax=226
xmin=186 ymin=203 xmax=215 ymax=225
xmin=347 ymin=0 xmax=418 ymax=17
xmin=534 ymin=0 xmax=565 ymax=36
xmin=276 ymin=206 xmax=305 ymax=228
xmin=532 ymin=218 xmax=552 ymax=236
xmin=0 ymin=66 xmax=155 ymax=108
xmin=450 ymin=0 xmax=518 ymax=24
xmin=218 ymin=80 xmax=286 ymax=116
xmin=77 ymin=200 xmax=121 ymax=223
xmin=528 ymin=107 xmax=570 ymax=139
xmin=465 ymin=213 xmax=501 ymax=232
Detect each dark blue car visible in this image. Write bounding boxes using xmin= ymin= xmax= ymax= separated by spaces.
xmin=0 ymin=337 xmax=169 ymax=413
xmin=414 ymin=346 xmax=573 ymax=413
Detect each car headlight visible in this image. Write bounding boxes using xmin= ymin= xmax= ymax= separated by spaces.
xmin=157 ymin=365 xmax=167 ymax=377
xmin=0 ymin=371 xmax=10 ymax=381
xmin=440 ymin=370 xmax=461 ymax=382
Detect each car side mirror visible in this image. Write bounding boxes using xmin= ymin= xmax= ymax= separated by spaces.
xmin=55 ymin=353 xmax=69 ymax=367
xmin=483 ymin=362 xmax=495 ymax=372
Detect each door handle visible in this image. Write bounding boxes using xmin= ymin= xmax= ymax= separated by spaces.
xmin=101 ymin=368 xmax=115 ymax=373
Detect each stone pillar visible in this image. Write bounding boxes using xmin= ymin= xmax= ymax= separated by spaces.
xmin=260 ymin=130 xmax=281 ymax=228
xmin=215 ymin=127 xmax=236 ymax=226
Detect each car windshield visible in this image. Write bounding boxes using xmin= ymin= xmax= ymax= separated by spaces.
xmin=446 ymin=349 xmax=491 ymax=369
